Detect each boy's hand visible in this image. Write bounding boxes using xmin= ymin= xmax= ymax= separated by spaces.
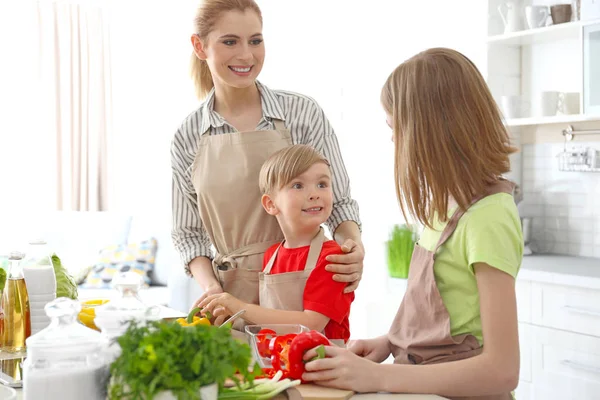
xmin=325 ymin=239 xmax=365 ymax=293
xmin=197 ymin=292 xmax=245 ymax=325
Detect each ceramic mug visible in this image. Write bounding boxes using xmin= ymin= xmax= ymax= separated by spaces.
xmin=501 ymin=95 xmax=522 ymax=119
xmin=526 ymin=5 xmax=550 ymax=29
xmin=536 ymin=91 xmax=559 ymax=116
xmin=558 ymin=92 xmax=581 ymax=115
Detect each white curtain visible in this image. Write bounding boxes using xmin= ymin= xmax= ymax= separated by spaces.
xmin=38 ymin=0 xmax=112 ymax=211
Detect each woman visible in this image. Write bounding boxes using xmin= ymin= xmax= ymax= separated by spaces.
xmin=303 ymin=48 xmax=522 ymax=400
xmin=170 ymin=0 xmax=363 ymax=325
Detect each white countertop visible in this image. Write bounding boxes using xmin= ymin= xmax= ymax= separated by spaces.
xmin=519 ymin=254 xmax=600 ymax=289
xmin=12 ymin=389 xmax=445 ymax=400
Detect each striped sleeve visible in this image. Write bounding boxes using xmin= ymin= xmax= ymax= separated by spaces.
xmin=297 ymin=97 xmax=361 ymax=232
xmin=170 ymin=125 xmax=213 ymax=276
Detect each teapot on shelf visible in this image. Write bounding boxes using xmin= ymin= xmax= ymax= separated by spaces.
xmin=498 ymin=2 xmax=523 ymax=33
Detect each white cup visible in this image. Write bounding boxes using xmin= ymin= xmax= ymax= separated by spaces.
xmin=526 ymin=5 xmax=550 ymax=29
xmin=501 ymin=95 xmax=522 ymax=119
xmin=558 ymin=92 xmax=581 ymax=115
xmin=537 ymin=91 xmax=559 ymax=116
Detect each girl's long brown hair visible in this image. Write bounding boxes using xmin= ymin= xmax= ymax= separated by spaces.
xmin=381 ymin=47 xmax=517 ymax=229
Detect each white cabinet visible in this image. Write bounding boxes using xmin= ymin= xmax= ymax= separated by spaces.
xmin=532 ymin=326 xmax=600 ymax=399
xmin=486 ymin=0 xmax=600 ymax=127
xmin=516 ymin=277 xmax=600 ymax=399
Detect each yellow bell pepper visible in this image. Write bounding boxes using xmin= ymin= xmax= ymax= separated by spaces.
xmin=176 ymin=307 xmax=211 ymax=327
xmin=176 ymin=316 xmax=211 ymax=327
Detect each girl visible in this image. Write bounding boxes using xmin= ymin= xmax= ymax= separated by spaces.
xmin=170 ymin=0 xmax=364 ymax=326
xmin=303 ymin=48 xmax=523 ymax=400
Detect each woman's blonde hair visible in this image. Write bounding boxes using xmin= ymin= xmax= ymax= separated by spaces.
xmin=259 ymin=145 xmax=330 ymax=195
xmin=381 ymin=47 xmax=517 ymax=228
xmin=191 ymin=0 xmax=263 ymax=99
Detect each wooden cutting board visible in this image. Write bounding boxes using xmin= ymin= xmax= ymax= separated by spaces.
xmin=293 ymin=384 xmax=354 ymax=400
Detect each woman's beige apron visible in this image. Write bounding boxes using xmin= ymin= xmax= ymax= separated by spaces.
xmin=191 ymin=119 xmax=291 ymax=321
xmin=388 ymin=180 xmax=515 ymax=400
xmin=259 ymin=228 xmax=345 ymax=346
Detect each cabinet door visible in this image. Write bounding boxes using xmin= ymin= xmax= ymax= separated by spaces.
xmin=532 ymin=326 xmax=600 ymax=399
xmin=531 ymin=282 xmax=600 ymax=337
xmin=584 ymin=22 xmax=600 ymax=115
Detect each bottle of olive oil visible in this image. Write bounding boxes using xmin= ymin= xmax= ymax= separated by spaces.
xmin=0 ymin=252 xmax=31 ymax=352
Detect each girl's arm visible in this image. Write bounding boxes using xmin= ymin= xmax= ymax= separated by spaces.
xmin=304 ymin=262 xmax=520 ymax=396
xmin=197 ymin=293 xmax=330 ymax=332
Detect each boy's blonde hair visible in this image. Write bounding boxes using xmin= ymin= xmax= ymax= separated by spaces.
xmin=381 ymin=47 xmax=517 ymax=229
xmin=259 ymin=145 xmax=330 ymax=194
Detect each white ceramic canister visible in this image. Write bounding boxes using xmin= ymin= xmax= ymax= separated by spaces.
xmin=23 ymin=298 xmax=109 ymax=400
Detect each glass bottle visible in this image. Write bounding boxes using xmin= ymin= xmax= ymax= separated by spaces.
xmin=1 ymin=251 xmax=31 ymax=352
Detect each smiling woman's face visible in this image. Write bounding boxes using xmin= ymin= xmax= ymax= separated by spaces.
xmin=196 ymin=9 xmax=265 ymax=90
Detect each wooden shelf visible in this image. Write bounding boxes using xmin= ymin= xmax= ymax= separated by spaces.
xmin=505 ymin=114 xmax=600 ymax=127
xmin=487 ymin=19 xmax=600 ymax=46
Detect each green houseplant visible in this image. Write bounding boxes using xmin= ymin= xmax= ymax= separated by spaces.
xmin=386 ymin=224 xmax=417 ymax=279
xmin=108 ymin=320 xmax=258 ymax=400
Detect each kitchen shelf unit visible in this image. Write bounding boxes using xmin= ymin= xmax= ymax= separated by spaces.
xmin=487 ymin=18 xmax=600 ymax=46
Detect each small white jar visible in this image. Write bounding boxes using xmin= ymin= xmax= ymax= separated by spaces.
xmin=23 ymin=298 xmax=109 ymax=400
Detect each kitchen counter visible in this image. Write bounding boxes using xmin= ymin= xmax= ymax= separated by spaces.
xmin=12 ymin=389 xmax=446 ymax=399
xmin=519 ymin=254 xmax=600 ymax=289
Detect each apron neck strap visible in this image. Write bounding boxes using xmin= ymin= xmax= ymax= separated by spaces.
xmin=263 ymin=227 xmax=326 ymax=274
xmin=433 ymin=179 xmax=516 ymax=253
xmin=273 ymin=118 xmax=286 ymax=131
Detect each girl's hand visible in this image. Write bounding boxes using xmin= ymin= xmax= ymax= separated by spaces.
xmin=302 ymin=345 xmax=380 ymax=393
xmin=347 ymin=335 xmax=392 ymax=363
xmin=197 ymin=293 xmax=245 ymax=325
xmin=325 ymin=239 xmax=365 ymax=293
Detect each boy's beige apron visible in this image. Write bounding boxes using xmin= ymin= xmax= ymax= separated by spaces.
xmin=260 ymin=228 xmax=345 ymax=346
xmin=259 ymin=228 xmax=325 ymax=310
xmin=388 ymin=180 xmax=515 ymax=400
xmin=191 ymin=119 xmax=290 ymax=315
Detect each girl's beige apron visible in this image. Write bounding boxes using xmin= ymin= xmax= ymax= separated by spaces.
xmin=260 ymin=228 xmax=345 ymax=346
xmin=191 ymin=119 xmax=290 ymax=316
xmin=388 ymin=180 xmax=515 ymax=400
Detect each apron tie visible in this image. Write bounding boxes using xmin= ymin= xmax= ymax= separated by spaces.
xmin=212 ymin=239 xmax=282 ymax=271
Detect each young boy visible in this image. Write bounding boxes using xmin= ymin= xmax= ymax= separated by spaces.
xmin=197 ymin=144 xmax=354 ymax=342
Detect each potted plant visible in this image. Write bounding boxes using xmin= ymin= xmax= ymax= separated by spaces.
xmin=108 ymin=320 xmax=258 ymax=400
xmin=386 ymin=224 xmax=416 ymax=279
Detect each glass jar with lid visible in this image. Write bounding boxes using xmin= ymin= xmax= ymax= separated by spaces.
xmin=23 ymin=298 xmax=109 ymax=400
xmin=94 ymin=272 xmax=160 ymax=361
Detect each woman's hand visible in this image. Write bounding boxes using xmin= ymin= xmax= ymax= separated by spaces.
xmin=196 ymin=292 xmax=245 ymax=325
xmin=326 ymin=239 xmax=365 ymax=293
xmin=347 ymin=335 xmax=392 ymax=363
xmin=302 ymin=345 xmax=381 ymax=393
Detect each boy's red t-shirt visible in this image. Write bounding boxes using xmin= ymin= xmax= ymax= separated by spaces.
xmin=263 ymin=240 xmax=354 ymax=341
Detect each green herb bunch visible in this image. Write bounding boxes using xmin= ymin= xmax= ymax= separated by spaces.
xmin=386 ymin=224 xmax=416 ymax=279
xmin=109 ymin=320 xmax=258 ymax=400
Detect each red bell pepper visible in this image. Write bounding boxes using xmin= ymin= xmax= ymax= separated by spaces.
xmin=256 ymin=328 xmax=276 ymax=358
xmin=268 ymin=333 xmax=297 ymax=371
xmin=287 ymin=330 xmax=330 ymax=380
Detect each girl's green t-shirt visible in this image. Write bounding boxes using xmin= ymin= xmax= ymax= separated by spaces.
xmin=418 ymin=192 xmax=523 ymax=345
